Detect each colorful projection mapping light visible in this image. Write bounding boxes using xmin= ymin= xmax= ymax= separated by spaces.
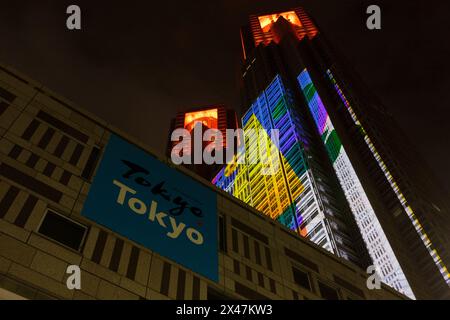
xmin=298 ymin=68 xmax=414 ymax=299
xmin=213 ymin=75 xmax=336 ymax=254
xmin=326 ymin=69 xmax=450 ymax=289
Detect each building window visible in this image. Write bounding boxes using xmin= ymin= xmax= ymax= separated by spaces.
xmin=292 ymin=267 xmax=312 ymax=291
xmin=219 ymin=215 xmax=227 ymax=252
xmin=0 ymin=86 xmax=16 ymax=103
xmin=37 ymin=210 xmax=87 ymax=251
xmin=318 ymin=281 xmax=340 ymax=300
xmin=81 ymin=146 xmax=101 ymax=180
xmin=207 ymin=286 xmax=233 ymax=300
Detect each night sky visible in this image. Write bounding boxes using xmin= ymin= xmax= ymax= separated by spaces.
xmin=1 ymin=0 xmax=449 ymax=194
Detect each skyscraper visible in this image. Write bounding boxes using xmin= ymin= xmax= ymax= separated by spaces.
xmin=167 ymin=105 xmax=239 ymax=180
xmin=214 ymin=7 xmax=450 ymax=299
xmin=212 ymin=75 xmax=371 ymax=272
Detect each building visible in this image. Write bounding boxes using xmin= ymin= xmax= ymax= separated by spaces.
xmin=214 ymin=7 xmax=450 ymax=299
xmin=167 ymin=106 xmax=239 ymax=181
xmin=0 ymin=63 xmax=407 ymax=300
xmin=212 ymin=75 xmax=372 ymax=273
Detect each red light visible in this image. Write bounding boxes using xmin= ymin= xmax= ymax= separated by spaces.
xmin=258 ymin=11 xmax=302 ymax=32
xmin=184 ymin=108 xmax=218 ymax=132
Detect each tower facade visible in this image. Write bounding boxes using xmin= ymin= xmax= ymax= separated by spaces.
xmin=213 ymin=75 xmax=371 ymax=273
xmin=215 ymin=7 xmax=450 ymax=299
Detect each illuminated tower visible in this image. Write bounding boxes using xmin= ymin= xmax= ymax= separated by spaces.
xmin=167 ymin=105 xmax=239 ymax=180
xmin=213 ymin=75 xmax=371 ymax=272
xmin=215 ymin=7 xmax=450 ymax=299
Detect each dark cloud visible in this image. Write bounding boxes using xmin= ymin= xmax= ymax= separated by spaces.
xmin=0 ymin=0 xmax=449 ymax=193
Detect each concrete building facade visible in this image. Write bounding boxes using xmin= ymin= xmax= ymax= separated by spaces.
xmin=0 ymin=63 xmax=405 ymax=300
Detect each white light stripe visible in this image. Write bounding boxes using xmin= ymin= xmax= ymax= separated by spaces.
xmin=326 ymin=69 xmax=450 ymax=286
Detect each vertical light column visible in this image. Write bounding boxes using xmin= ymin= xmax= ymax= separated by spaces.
xmin=298 ymin=68 xmax=415 ymax=299
xmin=326 ymin=69 xmax=450 ymax=287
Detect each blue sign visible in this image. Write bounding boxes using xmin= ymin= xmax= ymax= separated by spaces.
xmin=81 ymin=134 xmax=218 ymax=282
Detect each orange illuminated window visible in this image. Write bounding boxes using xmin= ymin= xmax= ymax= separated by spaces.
xmin=258 ymin=11 xmax=302 ymax=33
xmin=184 ymin=108 xmax=218 ymax=132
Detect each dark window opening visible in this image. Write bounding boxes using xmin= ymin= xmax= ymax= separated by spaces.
xmin=69 ymin=143 xmax=84 ymax=166
xmin=243 ymin=235 xmax=250 ymax=259
xmin=21 ymin=119 xmax=40 ymax=141
xmin=219 ymin=215 xmax=227 ymax=252
xmin=53 ymin=136 xmax=70 ymax=157
xmin=207 ymin=286 xmax=234 ymax=300
xmin=318 ymin=282 xmax=340 ymax=300
xmin=233 ymin=259 xmax=240 ymax=275
xmin=36 ymin=110 xmax=88 ymax=143
xmin=26 ymin=153 xmax=39 ymax=168
xmin=37 ymin=127 xmax=55 ymax=149
xmin=269 ymin=278 xmax=276 ymax=294
xmin=126 ymin=246 xmax=140 ymax=280
xmin=231 ymin=228 xmax=239 ymax=253
xmin=59 ymin=170 xmax=71 ymax=185
xmin=38 ymin=210 xmax=87 ymax=251
xmin=0 ymin=101 xmax=8 ymax=116
xmin=0 ymin=86 xmax=16 ymax=103
xmin=235 ymin=282 xmax=270 ymax=300
xmin=109 ymin=238 xmax=124 ymax=272
xmin=0 ymin=163 xmax=62 ymax=203
xmin=245 ymin=266 xmax=253 ymax=282
xmin=284 ymin=247 xmax=319 ymax=272
xmin=265 ymin=247 xmax=273 ymax=271
xmin=81 ymin=146 xmax=101 ymax=180
xmin=43 ymin=162 xmax=56 ymax=177
xmin=292 ymin=267 xmax=312 ymax=291
xmin=91 ymin=230 xmax=108 ymax=263
xmin=0 ymin=186 xmax=20 ymax=219
xmin=333 ymin=275 xmax=365 ymax=298
xmin=160 ymin=262 xmax=171 ymax=296
xmin=176 ymin=269 xmax=186 ymax=300
xmin=8 ymin=145 xmax=22 ymax=160
xmin=192 ymin=276 xmax=200 ymax=300
xmin=14 ymin=194 xmax=38 ymax=228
